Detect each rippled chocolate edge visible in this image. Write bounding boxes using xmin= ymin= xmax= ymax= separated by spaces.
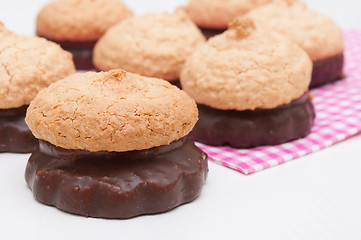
xmin=37 ymin=33 xmax=96 ymax=70
xmin=311 ymin=53 xmax=344 ymax=88
xmin=25 ymin=138 xmax=208 ymax=219
xmin=0 ymin=106 xmax=38 ymax=153
xmin=190 ymin=93 xmax=315 ymax=148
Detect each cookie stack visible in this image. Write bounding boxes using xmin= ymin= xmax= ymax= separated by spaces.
xmin=0 ymin=23 xmax=75 ymax=153
xmin=36 ymin=0 xmax=133 ymax=69
xmin=25 ymin=70 xmax=208 ymax=219
xmin=181 ymin=18 xmax=315 ymax=147
xmin=0 ymin=0 xmax=346 ymax=219
xmin=245 ymin=0 xmax=344 ymax=88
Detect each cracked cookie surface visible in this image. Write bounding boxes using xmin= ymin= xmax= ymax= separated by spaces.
xmin=0 ymin=24 xmax=75 ymax=109
xmin=245 ymin=0 xmax=344 ymax=61
xmin=186 ymin=0 xmax=272 ymax=29
xmin=180 ymin=18 xmax=312 ymax=111
xmin=26 ymin=70 xmax=198 ymax=152
xmin=93 ymin=11 xmax=205 ymax=81
xmin=36 ymin=0 xmax=133 ymax=42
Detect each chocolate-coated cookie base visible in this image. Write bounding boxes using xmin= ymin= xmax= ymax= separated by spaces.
xmin=311 ymin=53 xmax=344 ymax=88
xmin=0 ymin=106 xmax=38 ymax=153
xmin=59 ymin=41 xmax=96 ymax=70
xmin=190 ymin=94 xmax=315 ymax=148
xmin=171 ymin=79 xmax=182 ymax=89
xmin=199 ymin=27 xmax=226 ymax=40
xmin=37 ymin=34 xmax=96 ymax=70
xmin=25 ymin=139 xmax=208 ymax=219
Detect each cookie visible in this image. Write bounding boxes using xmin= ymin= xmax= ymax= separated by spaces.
xmin=25 ymin=70 xmax=208 ymax=218
xmin=0 ymin=24 xmax=75 ymax=153
xmin=93 ymin=11 xmax=205 ymax=82
xmin=26 ymin=70 xmax=198 ymax=152
xmin=245 ymin=0 xmax=344 ymax=88
xmin=181 ymin=18 xmax=312 ymax=111
xmin=180 ymin=18 xmax=315 ymax=147
xmin=186 ymin=0 xmax=272 ymax=38
xmin=36 ymin=0 xmax=133 ymax=69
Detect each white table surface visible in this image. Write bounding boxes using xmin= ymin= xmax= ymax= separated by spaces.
xmin=1 ymin=1 xmax=361 ymax=239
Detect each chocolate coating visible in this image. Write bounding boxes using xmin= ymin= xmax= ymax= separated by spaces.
xmin=170 ymin=79 xmax=182 ymax=89
xmin=25 ymin=138 xmax=208 ymax=219
xmin=37 ymin=34 xmax=95 ymax=70
xmin=199 ymin=27 xmax=226 ymax=40
xmin=59 ymin=41 xmax=96 ymax=70
xmin=310 ymin=53 xmax=344 ymax=88
xmin=0 ymin=106 xmax=38 ymax=153
xmin=190 ymin=93 xmax=315 ymax=148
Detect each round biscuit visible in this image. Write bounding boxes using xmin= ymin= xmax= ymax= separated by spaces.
xmin=26 ymin=70 xmax=199 ymax=152
xmin=180 ymin=18 xmax=312 ymax=111
xmin=93 ymin=11 xmax=205 ymax=81
xmin=36 ymin=0 xmax=133 ymax=41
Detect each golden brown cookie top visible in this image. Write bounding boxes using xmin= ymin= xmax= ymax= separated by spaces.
xmin=186 ymin=0 xmax=272 ymax=29
xmin=180 ymin=18 xmax=312 ymax=111
xmin=36 ymin=0 xmax=133 ymax=41
xmin=93 ymin=11 xmax=205 ymax=81
xmin=246 ymin=0 xmax=344 ymax=61
xmin=0 ymin=26 xmax=75 ymax=109
xmin=26 ymin=70 xmax=198 ymax=152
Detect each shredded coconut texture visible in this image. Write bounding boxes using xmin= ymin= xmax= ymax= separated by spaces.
xmin=180 ymin=18 xmax=312 ymax=111
xmin=93 ymin=11 xmax=205 ymax=81
xmin=186 ymin=0 xmax=272 ymax=29
xmin=0 ymin=24 xmax=75 ymax=109
xmin=36 ymin=0 xmax=133 ymax=41
xmin=26 ymin=70 xmax=199 ymax=152
xmin=245 ymin=0 xmax=344 ymax=61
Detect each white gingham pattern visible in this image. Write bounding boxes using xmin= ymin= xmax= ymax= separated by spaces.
xmin=198 ymin=31 xmax=361 ymax=175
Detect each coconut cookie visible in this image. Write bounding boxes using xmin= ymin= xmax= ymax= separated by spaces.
xmin=180 ymin=18 xmax=315 ymax=148
xmin=186 ymin=0 xmax=272 ymax=38
xmin=36 ymin=0 xmax=133 ymax=70
xmin=25 ymin=70 xmax=208 ymax=219
xmin=245 ymin=0 xmax=344 ymax=88
xmin=93 ymin=11 xmax=205 ymax=84
xmin=0 ymin=24 xmax=75 ymax=153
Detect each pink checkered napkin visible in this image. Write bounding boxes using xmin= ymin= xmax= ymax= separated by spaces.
xmin=197 ymin=30 xmax=361 ymax=175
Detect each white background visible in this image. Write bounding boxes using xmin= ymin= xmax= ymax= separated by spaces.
xmin=1 ymin=0 xmax=361 ymax=239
